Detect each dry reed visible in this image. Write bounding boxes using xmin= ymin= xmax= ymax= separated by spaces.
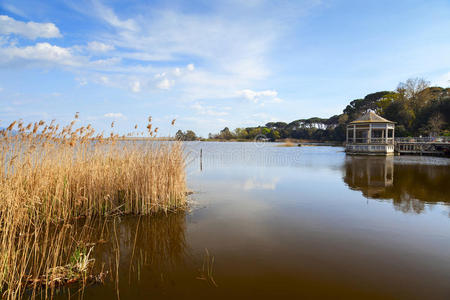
xmin=277 ymin=139 xmax=296 ymax=147
xmin=0 ymin=115 xmax=187 ymax=298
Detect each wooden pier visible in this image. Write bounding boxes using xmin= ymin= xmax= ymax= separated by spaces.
xmin=395 ymin=137 xmax=450 ymax=157
xmin=345 ymin=111 xmax=450 ymax=157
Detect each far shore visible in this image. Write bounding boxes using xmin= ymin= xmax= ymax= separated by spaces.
xmin=116 ymin=137 xmax=344 ymax=147
xmin=117 ymin=136 xmax=343 ymax=145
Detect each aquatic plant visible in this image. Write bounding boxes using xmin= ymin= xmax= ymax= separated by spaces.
xmin=0 ymin=115 xmax=187 ymax=298
xmin=197 ymin=248 xmax=218 ymax=287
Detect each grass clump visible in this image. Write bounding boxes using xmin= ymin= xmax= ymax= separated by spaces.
xmin=277 ymin=139 xmax=296 ymax=147
xmin=0 ymin=115 xmax=187 ymax=298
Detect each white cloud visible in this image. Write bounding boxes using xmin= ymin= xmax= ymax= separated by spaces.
xmin=0 ymin=2 xmax=317 ymax=104
xmin=0 ymin=42 xmax=124 ymax=70
xmin=2 ymin=4 xmax=27 ymax=18
xmin=104 ymin=112 xmax=125 ymax=118
xmin=100 ymin=76 xmax=109 ymax=84
xmin=173 ymin=67 xmax=181 ymax=76
xmin=120 ymin=52 xmax=174 ymax=61
xmin=157 ymin=78 xmax=172 ymax=90
xmin=272 ymin=97 xmax=282 ymax=103
xmin=91 ymin=0 xmax=138 ymax=31
xmin=130 ymin=80 xmax=141 ymax=93
xmin=191 ymin=102 xmax=229 ymax=116
xmin=67 ymin=4 xmax=280 ymax=98
xmin=87 ymin=41 xmax=114 ymax=52
xmin=238 ymin=89 xmax=277 ymax=102
xmin=0 ymin=15 xmax=61 ymax=39
xmin=154 ymin=72 xmax=166 ymax=78
xmin=237 ymin=89 xmax=282 ymax=104
xmin=76 ymin=77 xmax=88 ymax=86
xmin=0 ymin=42 xmax=78 ymax=66
xmin=0 ymin=3 xmax=289 ymax=100
xmin=252 ymin=112 xmax=271 ymax=119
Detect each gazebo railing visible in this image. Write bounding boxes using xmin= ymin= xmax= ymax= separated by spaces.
xmin=395 ymin=136 xmax=450 ymax=143
xmin=370 ymin=138 xmax=394 ymax=144
xmin=347 ymin=138 xmax=394 ymax=144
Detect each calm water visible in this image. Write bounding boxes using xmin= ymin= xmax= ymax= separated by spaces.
xmin=66 ymin=142 xmax=450 ymax=299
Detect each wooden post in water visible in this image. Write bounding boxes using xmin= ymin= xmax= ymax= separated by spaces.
xmin=200 ymin=148 xmax=203 ymax=171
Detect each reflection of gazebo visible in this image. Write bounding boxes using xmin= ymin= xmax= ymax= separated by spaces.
xmin=344 ymin=156 xmax=394 ymax=198
xmin=346 ymin=111 xmax=395 ymax=155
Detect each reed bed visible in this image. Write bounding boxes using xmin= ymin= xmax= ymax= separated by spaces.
xmin=277 ymin=139 xmax=296 ymax=147
xmin=0 ymin=116 xmax=187 ymax=298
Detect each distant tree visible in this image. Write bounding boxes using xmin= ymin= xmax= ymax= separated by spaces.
xmin=261 ymin=127 xmax=270 ymax=136
xmin=234 ymin=128 xmax=248 ymax=139
xmin=398 ymin=78 xmax=431 ymax=113
xmin=175 ymin=129 xmax=198 ymax=141
xmin=206 ymin=79 xmax=449 ymax=141
xmin=343 ymin=91 xmax=391 ymax=121
xmin=219 ymin=127 xmax=233 ymax=140
xmin=427 ymin=113 xmax=444 ymax=137
xmin=376 ymin=92 xmax=398 ymax=115
xmin=269 ymin=129 xmax=280 ymax=141
xmin=325 ymin=115 xmax=340 ymax=128
xmin=397 ymin=78 xmax=429 ymax=100
xmin=265 ymin=122 xmax=287 ymax=129
xmin=338 ymin=114 xmax=348 ymax=124
xmin=175 ymin=130 xmax=184 ymax=140
xmin=247 ymin=128 xmax=261 ymax=139
xmin=184 ymin=130 xmax=197 ymax=141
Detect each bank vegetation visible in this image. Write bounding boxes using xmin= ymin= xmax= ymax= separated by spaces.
xmin=207 ymin=78 xmax=450 ymax=142
xmin=0 ymin=115 xmax=187 ymax=298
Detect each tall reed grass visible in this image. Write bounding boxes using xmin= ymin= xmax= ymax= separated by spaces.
xmin=0 ymin=116 xmax=187 ymax=298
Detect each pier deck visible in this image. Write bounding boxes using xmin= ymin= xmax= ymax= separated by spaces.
xmin=395 ymin=137 xmax=450 ymax=156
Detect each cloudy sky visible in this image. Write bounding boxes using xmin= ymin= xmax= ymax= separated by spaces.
xmin=0 ymin=0 xmax=449 ymax=136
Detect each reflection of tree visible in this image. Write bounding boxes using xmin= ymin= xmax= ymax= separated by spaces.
xmin=67 ymin=212 xmax=188 ymax=291
xmin=343 ymin=157 xmax=450 ymax=214
xmin=51 ymin=212 xmax=188 ymax=298
xmin=105 ymin=211 xmax=186 ymax=272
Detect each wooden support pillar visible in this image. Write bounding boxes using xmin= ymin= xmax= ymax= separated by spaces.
xmin=353 ymin=125 xmax=356 ymax=144
xmin=392 ymin=124 xmax=395 ymax=142
xmin=346 ymin=126 xmax=349 ymax=143
xmin=385 ymin=124 xmax=388 ymax=144
xmin=368 ymin=124 xmax=372 ymax=144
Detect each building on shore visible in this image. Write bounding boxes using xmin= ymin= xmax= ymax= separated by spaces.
xmin=346 ymin=111 xmax=395 ymax=155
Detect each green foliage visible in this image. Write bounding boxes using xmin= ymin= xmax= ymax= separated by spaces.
xmin=175 ymin=129 xmax=198 ymax=141
xmin=207 ymin=80 xmax=449 ymax=141
xmin=70 ymin=247 xmax=87 ymax=266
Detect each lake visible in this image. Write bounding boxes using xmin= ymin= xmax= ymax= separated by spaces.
xmin=71 ymin=142 xmax=450 ymax=299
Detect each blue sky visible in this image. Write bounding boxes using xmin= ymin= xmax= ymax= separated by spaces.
xmin=0 ymin=0 xmax=449 ymax=136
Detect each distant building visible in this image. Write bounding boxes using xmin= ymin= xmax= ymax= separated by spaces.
xmin=346 ymin=111 xmax=395 ymax=155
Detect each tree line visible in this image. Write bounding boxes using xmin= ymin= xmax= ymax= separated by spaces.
xmin=183 ymin=78 xmax=450 ymax=142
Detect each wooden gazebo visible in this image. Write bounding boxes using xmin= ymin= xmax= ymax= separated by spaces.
xmin=346 ymin=111 xmax=395 ymax=155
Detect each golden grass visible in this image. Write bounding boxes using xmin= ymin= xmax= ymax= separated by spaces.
xmin=277 ymin=139 xmax=296 ymax=147
xmin=0 ymin=116 xmax=187 ymax=298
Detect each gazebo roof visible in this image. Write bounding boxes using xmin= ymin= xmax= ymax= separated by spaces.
xmin=349 ymin=111 xmax=395 ymax=124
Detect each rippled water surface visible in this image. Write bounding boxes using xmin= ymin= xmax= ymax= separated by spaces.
xmin=75 ymin=142 xmax=449 ymax=299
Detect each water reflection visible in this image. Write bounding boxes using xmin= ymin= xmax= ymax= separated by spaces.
xmin=51 ymin=144 xmax=449 ymax=299
xmin=56 ymin=212 xmax=189 ymax=299
xmin=343 ymin=156 xmax=450 ymax=213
